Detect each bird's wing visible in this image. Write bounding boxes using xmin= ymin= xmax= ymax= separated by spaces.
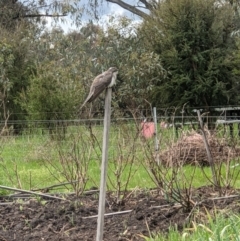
xmin=80 ymin=70 xmax=113 ymax=109
xmin=87 ymin=70 xmax=113 ymax=102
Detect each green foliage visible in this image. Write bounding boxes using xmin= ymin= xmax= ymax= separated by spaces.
xmin=21 ymin=63 xmax=79 ymax=120
xmin=3 ymin=30 xmax=38 ymax=129
xmin=0 ymin=41 xmax=14 ymax=96
xmin=89 ymin=16 xmax=167 ymax=109
xmin=0 ymin=26 xmax=37 ymax=133
xmin=19 ymin=27 xmax=93 ymax=130
xmin=142 ymin=0 xmax=240 ymax=109
xmin=0 ymin=0 xmax=84 ymax=133
xmin=20 ymin=18 xmax=167 ymax=120
xmin=231 ymin=37 xmax=240 ymax=103
xmin=0 ymin=0 xmax=29 ymax=31
xmin=0 ymin=42 xmax=15 ymax=68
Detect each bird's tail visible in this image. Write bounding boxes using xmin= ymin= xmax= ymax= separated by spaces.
xmin=79 ymin=101 xmax=87 ymax=110
xmin=78 ymin=102 xmax=93 ymax=119
xmin=78 ymin=99 xmax=89 ymax=114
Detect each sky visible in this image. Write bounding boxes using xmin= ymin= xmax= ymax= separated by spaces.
xmin=16 ymin=0 xmax=146 ymax=32
xmin=43 ymin=0 xmax=144 ymax=33
xmin=77 ymin=0 xmax=145 ymax=21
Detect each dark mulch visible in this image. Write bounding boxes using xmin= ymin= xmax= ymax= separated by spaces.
xmin=0 ymin=186 xmax=240 ymax=241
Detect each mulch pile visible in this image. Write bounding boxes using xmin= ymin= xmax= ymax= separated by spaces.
xmin=159 ymin=131 xmax=240 ymax=166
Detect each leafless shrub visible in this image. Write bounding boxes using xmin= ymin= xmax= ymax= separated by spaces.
xmin=129 ymin=107 xmax=197 ymax=211
xmin=139 ymin=130 xmax=196 ymax=211
xmin=43 ymin=129 xmax=94 ymax=197
xmin=107 ymin=121 xmax=140 ymax=205
xmin=0 ymin=161 xmax=22 ymax=189
xmin=141 ymin=106 xmax=240 ymax=205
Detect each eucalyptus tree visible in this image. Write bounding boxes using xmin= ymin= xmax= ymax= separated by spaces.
xmin=84 ymin=17 xmax=167 ymax=110
xmin=83 ymin=0 xmax=240 ymax=19
xmin=0 ymin=0 xmax=83 ymax=133
xmin=0 ymin=24 xmax=38 ymax=133
xmin=19 ymin=27 xmax=93 ymax=132
xmin=21 ymin=16 xmax=166 ymax=125
xmin=0 ymin=0 xmax=82 ymax=29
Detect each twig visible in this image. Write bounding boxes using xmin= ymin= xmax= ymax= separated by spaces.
xmin=145 ymin=217 xmax=152 ymax=239
xmin=83 ymin=210 xmax=132 ymax=219
xmin=9 ymin=189 xmax=99 ymax=199
xmin=209 ymin=194 xmax=240 ymax=201
xmin=31 ymin=181 xmax=99 ymax=196
xmin=150 ymin=204 xmax=182 ymax=209
xmin=0 ymin=185 xmax=65 ymax=201
xmin=0 ymin=202 xmax=14 ymax=205
xmin=0 ymin=234 xmax=9 ymax=241
xmin=185 ymin=201 xmax=199 ymax=222
xmin=185 ymin=194 xmax=240 ymax=222
xmin=31 ymin=181 xmax=78 ymax=191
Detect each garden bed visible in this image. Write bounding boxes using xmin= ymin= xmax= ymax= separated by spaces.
xmin=0 ymin=186 xmax=239 ymax=241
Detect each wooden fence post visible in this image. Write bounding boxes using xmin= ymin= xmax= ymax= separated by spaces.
xmin=96 ymin=88 xmax=112 ymax=241
xmin=197 ymin=110 xmax=219 ymax=187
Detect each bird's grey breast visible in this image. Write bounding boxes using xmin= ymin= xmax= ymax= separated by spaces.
xmin=108 ymin=71 xmax=118 ymax=88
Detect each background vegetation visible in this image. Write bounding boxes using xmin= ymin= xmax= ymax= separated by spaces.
xmin=1 ymin=0 xmax=240 ymax=133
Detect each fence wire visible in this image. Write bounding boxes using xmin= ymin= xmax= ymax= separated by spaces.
xmin=1 ymin=108 xmax=240 ymax=193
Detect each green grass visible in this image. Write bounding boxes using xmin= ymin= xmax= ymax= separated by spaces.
xmin=144 ymin=213 xmax=240 ymax=241
xmin=1 ymin=123 xmax=240 ymax=194
xmin=0 ymin=126 xmax=156 ymax=193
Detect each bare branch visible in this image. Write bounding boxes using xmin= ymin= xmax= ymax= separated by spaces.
xmin=139 ymin=0 xmax=156 ymax=10
xmin=12 ymin=13 xmax=67 ymax=19
xmin=106 ymin=0 xmax=149 ymax=18
xmin=0 ymin=185 xmax=65 ymax=201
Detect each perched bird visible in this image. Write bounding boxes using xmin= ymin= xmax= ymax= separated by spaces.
xmin=80 ymin=67 xmax=118 ymax=109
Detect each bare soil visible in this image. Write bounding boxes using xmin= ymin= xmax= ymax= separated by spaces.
xmin=0 ymin=186 xmax=240 ymax=241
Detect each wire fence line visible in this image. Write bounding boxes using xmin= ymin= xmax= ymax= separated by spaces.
xmin=0 ymin=114 xmax=237 ymax=125
xmin=1 ymin=108 xmax=240 ymax=140
xmin=1 ymin=107 xmax=240 ymax=197
xmin=0 ymin=111 xmax=240 ymax=157
xmin=0 ymin=106 xmax=239 ymax=143
xmin=2 ymin=105 xmax=240 ymax=124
